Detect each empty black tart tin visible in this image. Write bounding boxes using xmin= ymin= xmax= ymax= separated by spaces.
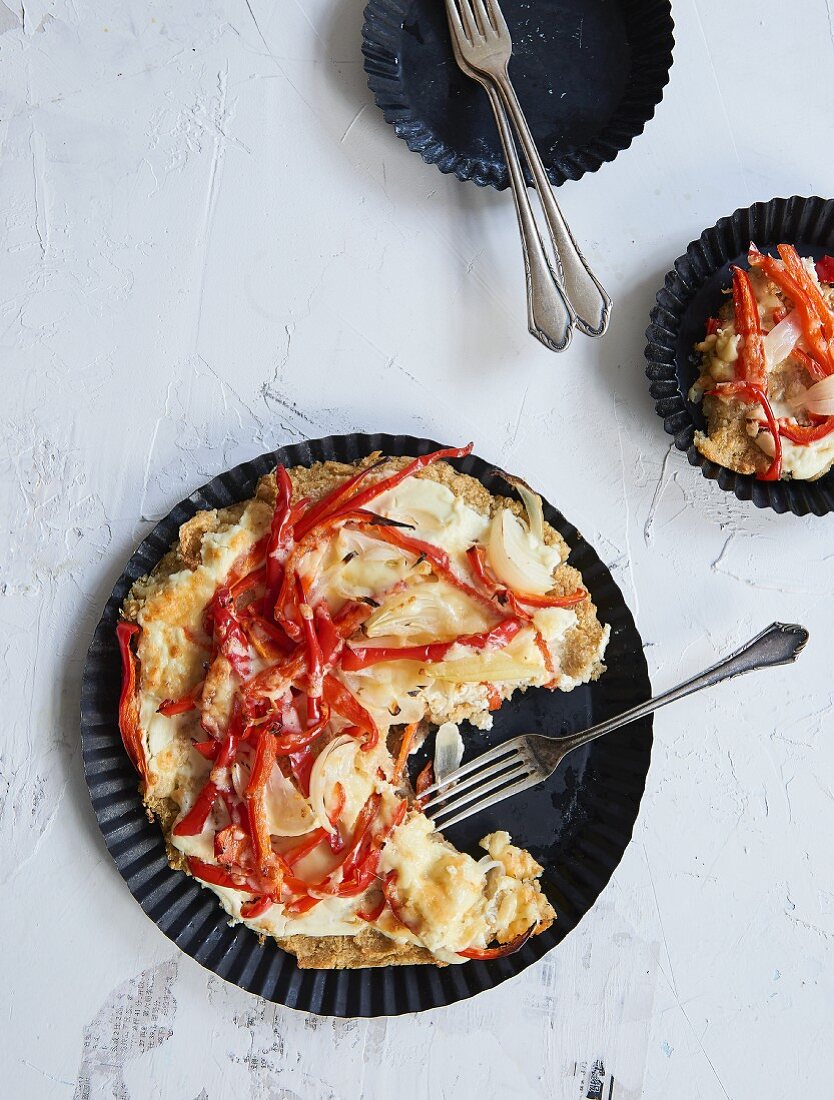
xmin=645 ymin=196 xmax=834 ymax=517
xmin=81 ymin=433 xmax=652 ymax=1016
xmin=362 ymin=0 xmax=674 ymax=189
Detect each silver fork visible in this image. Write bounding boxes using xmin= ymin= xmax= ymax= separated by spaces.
xmin=420 ymin=623 xmax=809 ymax=830
xmin=445 ymin=0 xmax=611 ymax=339
xmin=445 ymin=0 xmax=573 ymax=351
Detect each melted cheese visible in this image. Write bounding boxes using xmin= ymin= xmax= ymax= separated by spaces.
xmin=379 ymin=815 xmax=488 ymax=957
xmin=134 ymin=466 xmax=595 ymax=956
xmin=373 ymin=477 xmax=489 ymax=556
xmin=754 ymin=426 xmax=834 ymax=480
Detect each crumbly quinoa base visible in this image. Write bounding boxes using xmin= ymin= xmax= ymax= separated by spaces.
xmin=125 ymin=455 xmax=604 ymax=969
xmin=695 ymin=395 xmax=771 ymax=477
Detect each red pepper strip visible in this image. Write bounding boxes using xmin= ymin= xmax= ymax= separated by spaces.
xmin=466 ymin=544 xmax=501 ymax=591
xmin=392 ymin=722 xmax=420 ymax=784
xmin=486 ymin=684 xmax=502 ymax=711
xmin=247 ymin=726 xmax=278 ymax=798
xmin=290 ymin=798 xmax=407 ymax=900
xmin=272 ymin=703 xmax=330 ymax=756
xmin=732 ymin=266 xmax=767 ymax=387
xmin=415 ymin=760 xmax=433 ymax=802
xmin=116 ymin=621 xmax=149 ymax=782
xmin=771 ymin=307 xmax=788 ymax=326
xmin=297 ymin=576 xmax=324 ymax=713
xmin=192 ymin=738 xmax=220 ymax=761
xmin=341 ymin=618 xmax=523 ymax=672
xmin=158 ymin=697 xmax=196 ymax=717
xmin=173 ymin=779 xmax=220 ymax=836
xmin=340 ymin=794 xmax=383 ymax=880
xmin=381 ymin=870 xmax=420 ymax=933
xmin=386 ymin=795 xmax=408 ymax=833
xmin=244 ymin=651 xmax=306 ymax=703
xmin=332 ymin=857 xmax=380 ymax=898
xmin=272 ymin=533 xmax=316 ymax=639
xmin=706 ymin=316 xmax=721 ymax=337
xmin=289 ymin=744 xmax=316 ymax=798
xmin=363 ymin=523 xmax=448 ymax=568
xmin=187 ymin=856 xmax=259 ymax=894
xmin=283 ymin=894 xmax=322 ymax=915
xmin=322 ymin=674 xmax=379 ymax=751
xmin=230 ymin=562 xmax=267 ymax=601
xmin=466 ymin=546 xmax=585 ymax=611
xmin=264 ymin=466 xmax=295 ymax=605
xmin=226 ymin=535 xmax=268 ymax=589
xmin=791 ymin=347 xmax=828 ymax=382
xmin=514 ymin=589 xmax=586 ymax=609
xmin=465 ymin=546 xmax=530 ymax=619
xmin=778 ymin=245 xmax=834 ymax=343
xmin=245 ymin=731 xmax=279 ymax=874
xmin=359 ymin=523 xmax=499 ymax=618
xmin=245 ymin=800 xmax=271 ymax=880
xmin=749 ymin=246 xmax=834 ymax=375
xmin=534 ymin=631 xmax=557 ymax=686
xmin=244 ymin=613 xmax=294 ymax=647
xmin=294 ymin=459 xmax=387 ymax=540
xmin=315 ymin=603 xmax=343 ymax=667
xmin=240 ymin=895 xmax=274 ymax=919
xmin=326 ymin=800 xmax=407 ymax=898
xmin=214 ymin=703 xmax=244 ymax=769
xmin=157 ymin=683 xmax=203 ymax=717
xmin=182 ymin=726 xmax=240 ymax=840
xmin=816 ymin=255 xmax=834 ymax=283
xmin=211 ymin=586 xmax=253 ymax=680
xmin=458 ymin=923 xmax=536 ymax=960
xmin=778 ymin=417 xmax=834 ymax=444
xmin=356 ymin=893 xmax=386 ymax=923
xmin=283 ymin=827 xmax=329 ymax=868
xmin=328 ymin=781 xmax=346 ymax=834
xmin=214 ymin=824 xmax=250 ymax=867
xmin=327 ymin=444 xmax=474 ymax=520
xmin=244 ymin=621 xmax=293 ymax=665
xmin=332 ymin=600 xmax=375 ymax=638
xmin=707 ymin=382 xmax=782 ymax=481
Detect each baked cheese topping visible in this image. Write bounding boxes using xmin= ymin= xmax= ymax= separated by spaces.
xmin=118 ymin=448 xmax=609 ymax=965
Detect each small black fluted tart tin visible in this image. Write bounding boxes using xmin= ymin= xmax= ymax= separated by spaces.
xmin=81 ymin=433 xmax=652 ymax=1016
xmin=362 ymin=0 xmax=674 ymax=189
xmin=645 ymin=196 xmax=834 ymax=516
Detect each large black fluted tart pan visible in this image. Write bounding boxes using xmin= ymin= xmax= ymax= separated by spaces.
xmin=81 ymin=433 xmax=652 ymax=1016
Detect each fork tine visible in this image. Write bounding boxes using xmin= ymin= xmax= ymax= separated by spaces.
xmin=470 ymin=0 xmax=493 ymax=36
xmin=432 ymin=774 xmax=540 ymax=830
xmin=483 ymin=0 xmax=508 ymax=35
xmin=444 ymin=0 xmax=466 ymax=43
xmin=417 ymin=736 xmax=523 ymax=799
xmin=428 ymin=761 xmax=531 ymax=824
xmin=457 ymin=0 xmax=481 ymax=43
xmin=420 ymin=749 xmax=527 ymax=814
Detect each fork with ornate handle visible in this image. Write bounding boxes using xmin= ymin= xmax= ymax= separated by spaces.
xmin=421 ymin=623 xmax=809 ymax=829
xmin=445 ymin=0 xmax=574 ymax=351
xmin=445 ymin=0 xmax=611 ymax=338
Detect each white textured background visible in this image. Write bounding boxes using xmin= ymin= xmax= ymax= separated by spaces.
xmin=2 ymin=0 xmax=834 ymax=1096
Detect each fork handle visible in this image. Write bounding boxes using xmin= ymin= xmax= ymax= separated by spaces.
xmin=490 ymin=71 xmax=611 ymax=338
xmin=557 ymin=623 xmax=809 ymax=755
xmin=482 ymin=82 xmax=574 ymax=352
